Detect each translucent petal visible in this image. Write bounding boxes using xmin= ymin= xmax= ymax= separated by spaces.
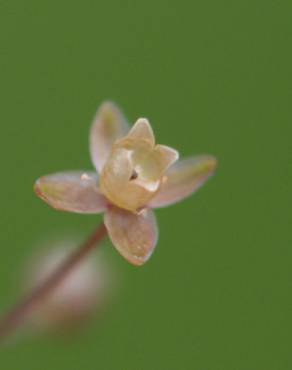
xmin=153 ymin=144 xmax=179 ymax=173
xmin=149 ymin=155 xmax=217 ymax=208
xmin=35 ymin=171 xmax=108 ymax=213
xmin=100 ymin=147 xmax=135 ymax=210
xmin=126 ymin=118 xmax=155 ymax=146
xmin=90 ymin=101 xmax=129 ymax=173
xmin=104 ymin=207 xmax=158 ymax=266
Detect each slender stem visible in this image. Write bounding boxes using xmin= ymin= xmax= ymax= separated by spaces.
xmin=0 ymin=223 xmax=107 ymax=341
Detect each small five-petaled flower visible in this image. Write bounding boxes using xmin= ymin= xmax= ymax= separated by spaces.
xmin=35 ymin=102 xmax=217 ymax=266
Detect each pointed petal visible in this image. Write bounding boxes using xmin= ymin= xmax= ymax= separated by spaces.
xmin=153 ymin=144 xmax=179 ymax=173
xmin=90 ymin=101 xmax=129 ymax=173
xmin=127 ymin=118 xmax=155 ymax=146
xmin=35 ymin=171 xmax=108 ymax=213
xmin=104 ymin=207 xmax=158 ymax=266
xmin=149 ymin=155 xmax=217 ymax=208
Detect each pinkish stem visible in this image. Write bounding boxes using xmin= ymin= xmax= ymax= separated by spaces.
xmin=0 ymin=223 xmax=107 ymax=341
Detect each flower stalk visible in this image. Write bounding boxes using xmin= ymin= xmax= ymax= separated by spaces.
xmin=0 ymin=223 xmax=107 ymax=341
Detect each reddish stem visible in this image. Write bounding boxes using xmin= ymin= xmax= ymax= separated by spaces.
xmin=0 ymin=223 xmax=107 ymax=341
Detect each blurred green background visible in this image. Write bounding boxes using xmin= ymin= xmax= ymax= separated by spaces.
xmin=0 ymin=0 xmax=291 ymax=369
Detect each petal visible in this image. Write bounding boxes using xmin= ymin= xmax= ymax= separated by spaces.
xmin=149 ymin=155 xmax=217 ymax=208
xmin=90 ymin=101 xmax=129 ymax=173
xmin=35 ymin=171 xmax=108 ymax=213
xmin=153 ymin=144 xmax=179 ymax=173
xmin=104 ymin=207 xmax=158 ymax=266
xmin=99 ymin=147 xmax=134 ymax=209
xmin=126 ymin=118 xmax=155 ymax=146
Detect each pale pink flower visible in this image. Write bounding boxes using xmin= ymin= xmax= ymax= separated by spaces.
xmin=35 ymin=102 xmax=217 ymax=266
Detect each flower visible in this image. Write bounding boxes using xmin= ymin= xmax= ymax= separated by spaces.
xmin=35 ymin=102 xmax=217 ymax=266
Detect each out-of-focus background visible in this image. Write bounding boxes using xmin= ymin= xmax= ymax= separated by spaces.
xmin=0 ymin=1 xmax=291 ymax=369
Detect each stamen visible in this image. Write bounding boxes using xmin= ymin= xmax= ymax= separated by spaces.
xmin=130 ymin=169 xmax=138 ymax=181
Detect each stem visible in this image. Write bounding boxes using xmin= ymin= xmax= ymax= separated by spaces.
xmin=0 ymin=223 xmax=107 ymax=341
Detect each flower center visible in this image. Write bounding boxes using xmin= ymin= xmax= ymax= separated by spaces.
xmin=129 ymin=169 xmax=138 ymax=181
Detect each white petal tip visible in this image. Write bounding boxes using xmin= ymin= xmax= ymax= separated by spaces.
xmin=127 ymin=118 xmax=155 ymax=145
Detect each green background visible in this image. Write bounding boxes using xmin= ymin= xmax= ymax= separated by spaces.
xmin=0 ymin=1 xmax=291 ymax=369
